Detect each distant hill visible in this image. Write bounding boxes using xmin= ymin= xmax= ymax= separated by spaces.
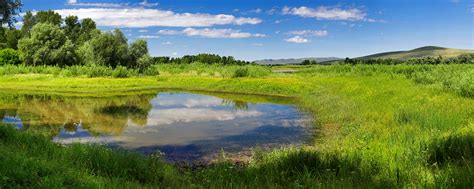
xmin=254 ymin=57 xmax=342 ymax=65
xmin=358 ymin=46 xmax=474 ymax=60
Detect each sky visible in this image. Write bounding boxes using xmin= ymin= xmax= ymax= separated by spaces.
xmin=19 ymin=0 xmax=474 ymax=60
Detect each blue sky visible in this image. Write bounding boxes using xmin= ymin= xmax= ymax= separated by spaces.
xmin=20 ymin=0 xmax=474 ymax=60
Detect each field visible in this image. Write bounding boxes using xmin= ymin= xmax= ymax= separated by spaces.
xmin=0 ymin=63 xmax=473 ymax=188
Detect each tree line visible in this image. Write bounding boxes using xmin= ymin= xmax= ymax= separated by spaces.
xmin=153 ymin=54 xmax=252 ymax=65
xmin=0 ymin=1 xmax=251 ymax=70
xmin=0 ymin=8 xmax=153 ymax=71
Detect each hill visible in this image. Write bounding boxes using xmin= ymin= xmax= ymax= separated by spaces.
xmin=254 ymin=57 xmax=342 ymax=65
xmin=358 ymin=46 xmax=474 ymax=60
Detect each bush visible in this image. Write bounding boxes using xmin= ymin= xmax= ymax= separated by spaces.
xmin=232 ymin=67 xmax=249 ymax=78
xmin=112 ymin=66 xmax=130 ymax=78
xmin=0 ymin=48 xmax=21 ymax=65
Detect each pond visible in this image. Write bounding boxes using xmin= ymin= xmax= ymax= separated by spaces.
xmin=0 ymin=91 xmax=312 ymax=162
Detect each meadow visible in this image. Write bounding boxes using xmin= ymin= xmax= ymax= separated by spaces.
xmin=0 ymin=63 xmax=473 ymax=188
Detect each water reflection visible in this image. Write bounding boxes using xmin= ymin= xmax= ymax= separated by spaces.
xmin=0 ymin=91 xmax=311 ymax=161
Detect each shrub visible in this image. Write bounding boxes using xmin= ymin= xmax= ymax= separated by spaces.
xmin=232 ymin=67 xmax=249 ymax=78
xmin=112 ymin=66 xmax=130 ymax=78
xmin=0 ymin=48 xmax=21 ymax=65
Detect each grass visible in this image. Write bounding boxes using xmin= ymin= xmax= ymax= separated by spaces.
xmin=0 ymin=63 xmax=473 ymax=188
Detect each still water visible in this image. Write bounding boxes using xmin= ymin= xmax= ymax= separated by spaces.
xmin=0 ymin=91 xmax=311 ymax=161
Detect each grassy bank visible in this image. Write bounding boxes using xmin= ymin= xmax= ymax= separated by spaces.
xmin=0 ymin=64 xmax=473 ymax=188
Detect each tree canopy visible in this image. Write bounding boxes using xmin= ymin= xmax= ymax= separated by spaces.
xmin=0 ymin=0 xmax=22 ymax=28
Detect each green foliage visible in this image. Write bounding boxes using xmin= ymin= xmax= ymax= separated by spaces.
xmin=19 ymin=23 xmax=79 ymax=66
xmin=154 ymin=53 xmax=252 ymax=65
xmin=87 ymin=30 xmax=129 ymax=67
xmin=0 ymin=48 xmax=20 ymax=65
xmin=76 ymin=18 xmax=97 ymax=45
xmin=4 ymin=28 xmax=22 ymax=49
xmin=20 ymin=11 xmax=35 ymax=37
xmin=137 ymin=54 xmax=153 ymax=72
xmin=129 ymin=39 xmax=148 ymax=68
xmin=0 ymin=0 xmax=22 ymax=28
xmin=301 ymin=59 xmax=317 ymax=65
xmin=35 ymin=10 xmax=62 ymax=26
xmin=63 ymin=15 xmax=81 ymax=43
xmin=232 ymin=67 xmax=249 ymax=77
xmin=112 ymin=66 xmax=130 ymax=78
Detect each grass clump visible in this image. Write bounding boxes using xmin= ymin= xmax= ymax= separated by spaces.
xmin=0 ymin=125 xmax=185 ymax=188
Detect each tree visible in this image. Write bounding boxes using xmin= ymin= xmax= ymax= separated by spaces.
xmin=36 ymin=10 xmax=62 ymax=26
xmin=4 ymin=28 xmax=21 ymax=49
xmin=129 ymin=39 xmax=148 ymax=68
xmin=20 ymin=11 xmax=35 ymax=37
xmin=64 ymin=15 xmax=81 ymax=43
xmin=137 ymin=54 xmax=153 ymax=72
xmin=18 ymin=23 xmax=77 ymax=66
xmin=86 ymin=30 xmax=129 ymax=67
xmin=76 ymin=18 xmax=97 ymax=45
xmin=0 ymin=0 xmax=22 ymax=28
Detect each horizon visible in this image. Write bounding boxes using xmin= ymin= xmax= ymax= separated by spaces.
xmin=20 ymin=0 xmax=474 ymax=61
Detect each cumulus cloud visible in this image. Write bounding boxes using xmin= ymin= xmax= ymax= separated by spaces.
xmin=283 ymin=6 xmax=366 ymax=21
xmin=288 ymin=30 xmax=328 ymax=37
xmin=157 ymin=28 xmax=265 ymax=38
xmin=285 ymin=36 xmax=309 ymax=43
xmin=138 ymin=29 xmax=148 ymax=33
xmin=53 ymin=8 xmax=262 ymax=28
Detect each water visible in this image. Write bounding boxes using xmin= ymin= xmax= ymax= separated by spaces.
xmin=0 ymin=91 xmax=312 ymax=161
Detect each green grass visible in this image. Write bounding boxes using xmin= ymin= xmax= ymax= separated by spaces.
xmin=0 ymin=64 xmax=473 ymax=188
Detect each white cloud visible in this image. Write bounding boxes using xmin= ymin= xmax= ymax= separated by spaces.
xmin=138 ymin=35 xmax=160 ymax=39
xmin=183 ymin=28 xmax=265 ymax=38
xmin=252 ymin=43 xmax=263 ymax=46
xmin=53 ymin=8 xmax=262 ymax=28
xmin=251 ymin=8 xmax=262 ymax=13
xmin=172 ymin=52 xmax=178 ymax=56
xmin=162 ymin=41 xmax=172 ymax=45
xmin=266 ymin=8 xmax=278 ymax=15
xmin=157 ymin=28 xmax=265 ymax=39
xmin=283 ymin=6 xmax=366 ymax=21
xmin=138 ymin=0 xmax=159 ymax=7
xmin=285 ymin=36 xmax=309 ymax=43
xmin=158 ymin=29 xmax=180 ymax=35
xmin=138 ymin=29 xmax=148 ymax=33
xmin=288 ymin=30 xmax=328 ymax=37
xmin=66 ymin=0 xmax=129 ymax=8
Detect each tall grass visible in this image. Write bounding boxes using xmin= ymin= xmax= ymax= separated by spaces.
xmin=0 ymin=125 xmax=185 ymax=188
xmin=296 ymin=64 xmax=474 ymax=97
xmin=155 ymin=63 xmax=271 ymax=78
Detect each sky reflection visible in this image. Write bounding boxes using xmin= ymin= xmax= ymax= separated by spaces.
xmin=1 ymin=92 xmax=311 ymax=161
